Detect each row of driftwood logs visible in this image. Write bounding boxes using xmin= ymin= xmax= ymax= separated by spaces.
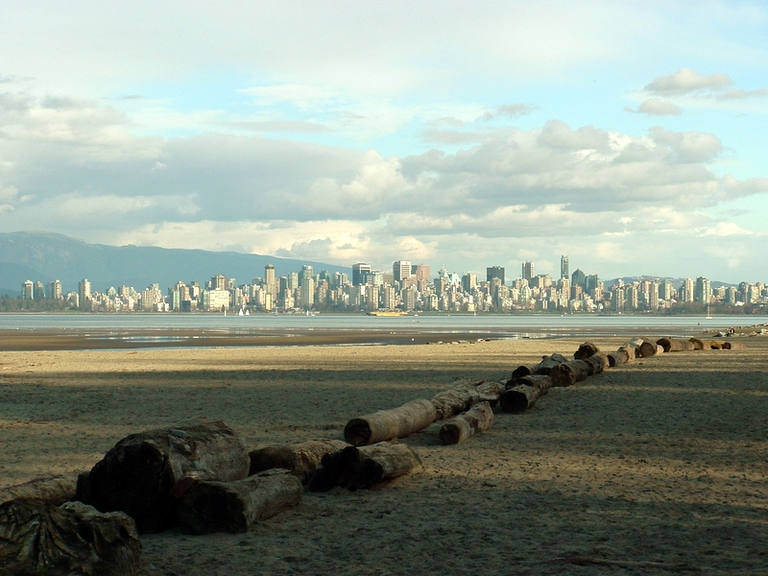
xmin=0 ymin=334 xmax=746 ymax=575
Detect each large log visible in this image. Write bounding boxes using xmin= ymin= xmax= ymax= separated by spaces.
xmin=656 ymin=337 xmax=695 ymax=353
xmin=439 ymin=402 xmax=494 ymax=445
xmin=618 ymin=343 xmax=638 ymax=361
xmin=344 ymin=399 xmax=437 ymax=446
xmin=77 ymin=419 xmax=250 ymax=533
xmin=573 ymin=342 xmax=600 ymax=360
xmin=509 ymin=353 xmax=569 ymax=383
xmin=584 ymin=352 xmax=609 ymax=375
xmin=606 ymin=349 xmax=630 ymax=367
xmin=176 ymin=469 xmax=303 ymax=535
xmin=0 ymin=499 xmax=140 ymax=576
xmin=430 ymin=379 xmax=506 ymax=420
xmin=309 ymin=443 xmax=422 ymax=491
xmin=688 ymin=337 xmax=708 ymax=350
xmin=500 ymin=375 xmax=553 ymax=413
xmin=248 ymin=439 xmax=350 ymax=484
xmin=637 ymin=339 xmax=663 ymax=358
xmin=0 ymin=475 xmax=77 ymax=506
xmin=722 ymin=340 xmax=746 ymax=350
xmin=549 ymin=353 xmax=607 ymax=387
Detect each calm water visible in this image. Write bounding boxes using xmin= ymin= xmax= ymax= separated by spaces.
xmin=0 ymin=313 xmax=764 ymax=338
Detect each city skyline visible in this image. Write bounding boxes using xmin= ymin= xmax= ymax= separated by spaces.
xmin=2 ymin=3 xmax=768 ymax=283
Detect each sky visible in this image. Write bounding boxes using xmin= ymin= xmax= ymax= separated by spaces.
xmin=1 ymin=1 xmax=767 ymax=284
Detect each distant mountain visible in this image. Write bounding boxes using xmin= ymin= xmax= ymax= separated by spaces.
xmin=0 ymin=232 xmax=351 ymax=296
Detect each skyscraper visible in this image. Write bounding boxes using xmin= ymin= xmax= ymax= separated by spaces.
xmin=522 ymin=261 xmax=534 ymax=281
xmin=487 ymin=266 xmax=505 ymax=285
xmin=393 ymin=260 xmax=412 ymax=283
xmin=352 ymin=263 xmax=371 ymax=286
xmin=560 ymin=255 xmax=569 ymax=280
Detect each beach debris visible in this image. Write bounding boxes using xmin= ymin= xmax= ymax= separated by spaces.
xmin=430 ymin=379 xmax=505 ymax=420
xmin=0 ymin=475 xmax=77 ymax=507
xmin=309 ymin=443 xmax=422 ymax=492
xmin=344 ymin=399 xmax=438 ymax=447
xmin=606 ymin=348 xmax=631 ymax=367
xmin=573 ymin=342 xmax=600 ymax=360
xmin=500 ymin=375 xmax=553 ymax=414
xmin=510 ymin=353 xmax=569 ymax=380
xmin=439 ymin=401 xmax=495 ymax=445
xmin=656 ymin=337 xmax=695 ymax=353
xmin=0 ymin=499 xmax=141 ymax=576
xmin=689 ymin=337 xmax=708 ymax=350
xmin=77 ymin=419 xmax=250 ymax=533
xmin=549 ymin=353 xmax=608 ymax=387
xmin=176 ymin=469 xmax=303 ymax=535
xmin=249 ymin=439 xmax=350 ymax=485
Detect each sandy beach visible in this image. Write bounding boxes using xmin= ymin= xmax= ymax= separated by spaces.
xmin=2 ymin=332 xmax=768 ymax=575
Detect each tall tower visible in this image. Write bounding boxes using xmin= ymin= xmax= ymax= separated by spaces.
xmin=560 ymin=255 xmax=569 ymax=280
xmin=352 ymin=263 xmax=371 ymax=286
xmin=522 ymin=261 xmax=534 ymax=281
xmin=265 ymin=264 xmax=276 ymax=296
xmin=487 ymin=266 xmax=505 ymax=285
xmin=393 ymin=261 xmax=412 ymax=283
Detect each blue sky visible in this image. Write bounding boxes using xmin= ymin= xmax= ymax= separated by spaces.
xmin=1 ymin=1 xmax=767 ymax=283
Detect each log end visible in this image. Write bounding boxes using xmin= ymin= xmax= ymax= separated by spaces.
xmin=499 ymin=389 xmax=530 ymax=414
xmin=439 ymin=420 xmax=471 ymax=445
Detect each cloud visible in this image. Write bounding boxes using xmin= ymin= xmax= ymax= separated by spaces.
xmin=644 ymin=68 xmax=732 ymax=95
xmin=226 ymin=120 xmax=332 ymax=134
xmin=649 ymin=127 xmax=722 ymax=163
xmin=625 ymin=98 xmax=681 ymax=116
xmin=481 ymin=104 xmax=534 ymax=121
xmin=717 ymin=88 xmax=768 ymax=100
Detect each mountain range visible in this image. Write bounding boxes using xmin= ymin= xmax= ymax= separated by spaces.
xmin=0 ymin=232 xmax=351 ymax=297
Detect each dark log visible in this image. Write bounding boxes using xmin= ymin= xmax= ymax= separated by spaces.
xmin=439 ymin=402 xmax=494 ymax=444
xmin=584 ymin=352 xmax=609 ymax=375
xmin=248 ymin=439 xmax=349 ymax=484
xmin=688 ymin=337 xmax=708 ymax=350
xmin=532 ymin=353 xmax=570 ymax=375
xmin=574 ymin=342 xmax=600 ymax=360
xmin=430 ymin=379 xmax=505 ymax=420
xmin=637 ymin=339 xmax=663 ymax=358
xmin=344 ymin=399 xmax=437 ymax=447
xmin=309 ymin=443 xmax=422 ymax=491
xmin=77 ymin=419 xmax=250 ymax=533
xmin=709 ymin=341 xmax=723 ymax=350
xmin=607 ymin=349 xmax=630 ymax=367
xmin=656 ymin=337 xmax=695 ymax=352
xmin=500 ymin=375 xmax=552 ymax=413
xmin=550 ymin=360 xmax=590 ymax=387
xmin=722 ymin=340 xmax=746 ymax=350
xmin=510 ymin=365 xmax=532 ymax=380
xmin=0 ymin=475 xmax=77 ymax=506
xmin=176 ymin=469 xmax=303 ymax=535
xmin=0 ymin=499 xmax=140 ymax=576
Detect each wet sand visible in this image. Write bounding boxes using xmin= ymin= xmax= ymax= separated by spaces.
xmin=1 ymin=332 xmax=768 ymax=575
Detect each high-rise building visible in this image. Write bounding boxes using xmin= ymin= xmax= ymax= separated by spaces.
xmin=487 ymin=266 xmax=505 ymax=285
xmin=695 ymin=277 xmax=711 ymax=304
xmin=571 ymin=269 xmax=586 ymax=289
xmin=265 ymin=264 xmax=276 ymax=296
xmin=393 ymin=261 xmax=412 ymax=283
xmin=78 ymin=279 xmax=92 ymax=308
xmin=47 ymin=279 xmax=63 ymax=300
xmin=21 ymin=280 xmax=34 ymax=300
xmin=560 ymin=255 xmax=569 ymax=280
xmin=522 ymin=261 xmax=534 ymax=281
xmin=211 ymin=275 xmax=228 ymax=291
xmin=352 ymin=263 xmax=371 ymax=286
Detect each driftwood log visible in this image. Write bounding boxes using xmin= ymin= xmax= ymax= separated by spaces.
xmin=549 ymin=353 xmax=607 ymax=387
xmin=0 ymin=475 xmax=77 ymax=506
xmin=249 ymin=439 xmax=349 ymax=484
xmin=574 ymin=342 xmax=600 ymax=360
xmin=77 ymin=420 xmax=250 ymax=533
xmin=344 ymin=399 xmax=437 ymax=446
xmin=722 ymin=340 xmax=746 ymax=350
xmin=500 ymin=375 xmax=553 ymax=413
xmin=656 ymin=337 xmax=695 ymax=352
xmin=509 ymin=353 xmax=569 ymax=382
xmin=688 ymin=337 xmax=708 ymax=350
xmin=606 ymin=349 xmax=630 ymax=367
xmin=636 ymin=339 xmax=663 ymax=358
xmin=176 ymin=469 xmax=303 ymax=535
xmin=0 ymin=499 xmax=141 ymax=576
xmin=439 ymin=402 xmax=494 ymax=445
xmin=309 ymin=443 xmax=422 ymax=491
xmin=430 ymin=379 xmax=505 ymax=420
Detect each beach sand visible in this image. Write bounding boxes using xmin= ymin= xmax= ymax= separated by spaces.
xmin=2 ymin=334 xmax=768 ymax=575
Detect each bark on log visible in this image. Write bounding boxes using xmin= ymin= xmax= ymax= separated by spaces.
xmin=510 ymin=365 xmax=531 ymax=380
xmin=0 ymin=499 xmax=140 ymax=576
xmin=584 ymin=352 xmax=609 ymax=375
xmin=549 ymin=360 xmax=590 ymax=387
xmin=618 ymin=344 xmax=638 ymax=361
xmin=710 ymin=340 xmax=723 ymax=349
xmin=77 ymin=419 xmax=250 ymax=533
xmin=532 ymin=353 xmax=570 ymax=375
xmin=688 ymin=337 xmax=708 ymax=350
xmin=0 ymin=475 xmax=77 ymax=506
xmin=500 ymin=375 xmax=553 ymax=413
xmin=656 ymin=337 xmax=695 ymax=352
xmin=574 ymin=342 xmax=600 ymax=360
xmin=439 ymin=402 xmax=494 ymax=445
xmin=309 ymin=443 xmax=422 ymax=491
xmin=722 ymin=340 xmax=746 ymax=350
xmin=176 ymin=469 xmax=303 ymax=535
xmin=248 ymin=439 xmax=349 ymax=484
xmin=607 ymin=349 xmax=630 ymax=367
xmin=637 ymin=339 xmax=663 ymax=358
xmin=344 ymin=399 xmax=437 ymax=447
xmin=430 ymin=379 xmax=505 ymax=420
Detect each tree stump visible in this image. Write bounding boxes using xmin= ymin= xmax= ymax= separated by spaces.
xmin=439 ymin=402 xmax=494 ymax=444
xmin=0 ymin=499 xmax=140 ymax=576
xmin=176 ymin=469 xmax=303 ymax=535
xmin=77 ymin=419 xmax=250 ymax=533
xmin=249 ymin=439 xmax=350 ymax=484
xmin=344 ymin=399 xmax=437 ymax=446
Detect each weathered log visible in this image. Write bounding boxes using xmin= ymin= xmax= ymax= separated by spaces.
xmin=722 ymin=340 xmax=746 ymax=350
xmin=618 ymin=344 xmax=638 ymax=361
xmin=344 ymin=399 xmax=437 ymax=447
xmin=77 ymin=419 xmax=250 ymax=533
xmin=637 ymin=339 xmax=663 ymax=358
xmin=309 ymin=443 xmax=422 ymax=491
xmin=500 ymin=375 xmax=553 ymax=413
xmin=688 ymin=337 xmax=708 ymax=350
xmin=709 ymin=340 xmax=723 ymax=350
xmin=176 ymin=469 xmax=303 ymax=535
xmin=0 ymin=499 xmax=140 ymax=576
xmin=607 ymin=349 xmax=630 ymax=367
xmin=510 ymin=365 xmax=532 ymax=380
xmin=439 ymin=402 xmax=494 ymax=444
xmin=248 ymin=439 xmax=349 ymax=484
xmin=574 ymin=342 xmax=600 ymax=360
xmin=656 ymin=337 xmax=695 ymax=353
xmin=585 ymin=352 xmax=609 ymax=375
xmin=0 ymin=475 xmax=77 ymax=506
xmin=549 ymin=359 xmax=591 ymax=387
xmin=430 ymin=379 xmax=505 ymax=420
xmin=532 ymin=353 xmax=570 ymax=375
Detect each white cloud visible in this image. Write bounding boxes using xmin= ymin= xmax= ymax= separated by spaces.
xmin=644 ymin=68 xmax=732 ymax=95
xmin=625 ymin=98 xmax=681 ymax=116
